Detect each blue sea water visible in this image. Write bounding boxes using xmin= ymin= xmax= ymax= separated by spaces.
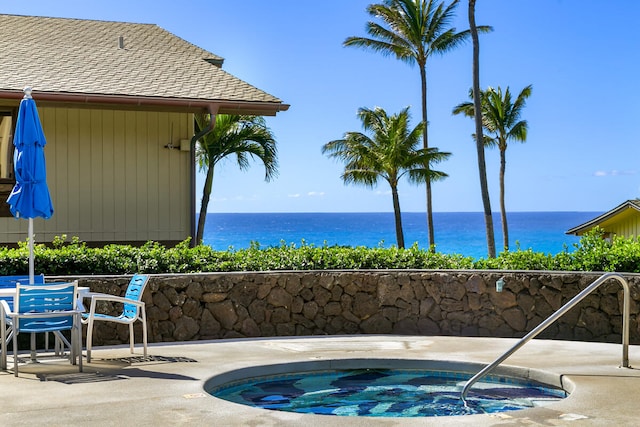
xmin=202 ymin=212 xmax=600 ymax=259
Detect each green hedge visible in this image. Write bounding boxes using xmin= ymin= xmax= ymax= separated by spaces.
xmin=1 ymin=229 xmax=638 ymax=275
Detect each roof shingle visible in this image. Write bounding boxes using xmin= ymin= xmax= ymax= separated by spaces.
xmin=0 ymin=14 xmax=287 ymax=113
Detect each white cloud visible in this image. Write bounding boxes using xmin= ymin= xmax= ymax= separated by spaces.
xmin=307 ymin=191 xmax=325 ymax=197
xmin=594 ymin=170 xmax=637 ymax=177
xmin=288 ymin=193 xmax=301 ymax=198
xmin=233 ymin=194 xmax=260 ymax=202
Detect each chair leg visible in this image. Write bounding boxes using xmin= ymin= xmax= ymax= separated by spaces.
xmin=52 ymin=331 xmax=73 ymax=360
xmin=129 ymin=323 xmax=134 ymax=354
xmin=86 ymin=318 xmax=94 ymax=363
xmin=75 ymin=314 xmax=82 ymax=372
xmin=1 ymin=324 xmax=7 ymax=370
xmin=55 ymin=335 xmax=63 ymax=355
xmin=142 ymin=310 xmax=148 ymax=358
xmin=30 ymin=332 xmax=36 ymax=362
xmin=13 ymin=331 xmax=18 ymax=377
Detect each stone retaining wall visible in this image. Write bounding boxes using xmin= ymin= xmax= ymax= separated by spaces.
xmin=61 ymin=270 xmax=640 ymax=347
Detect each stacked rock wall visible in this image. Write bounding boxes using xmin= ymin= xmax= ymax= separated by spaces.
xmin=62 ymin=270 xmax=640 ymax=346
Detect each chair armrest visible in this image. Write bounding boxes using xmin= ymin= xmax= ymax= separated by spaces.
xmin=88 ymin=293 xmax=145 ymax=307
xmin=0 ymin=300 xmax=12 ymax=332
xmin=82 ymin=293 xmax=145 ymax=323
xmin=0 ymin=299 xmax=11 ymax=316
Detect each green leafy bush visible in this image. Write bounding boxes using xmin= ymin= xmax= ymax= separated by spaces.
xmin=1 ymin=228 xmax=639 ymax=275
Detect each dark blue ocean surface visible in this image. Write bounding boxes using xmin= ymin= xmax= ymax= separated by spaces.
xmin=202 ymin=212 xmax=600 ymax=259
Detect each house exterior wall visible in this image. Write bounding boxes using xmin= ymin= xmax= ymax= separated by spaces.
xmin=606 ymin=212 xmax=640 ymax=239
xmin=0 ymin=106 xmax=193 ymax=245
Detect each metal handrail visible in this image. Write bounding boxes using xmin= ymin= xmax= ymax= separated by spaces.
xmin=460 ymin=272 xmax=631 ymax=403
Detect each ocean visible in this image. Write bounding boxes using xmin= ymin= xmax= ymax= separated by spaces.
xmin=201 ymin=212 xmax=600 ymax=259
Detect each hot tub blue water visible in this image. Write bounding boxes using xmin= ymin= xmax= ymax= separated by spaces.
xmin=208 ymin=368 xmax=567 ymax=417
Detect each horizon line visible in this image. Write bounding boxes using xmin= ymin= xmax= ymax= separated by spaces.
xmin=203 ymin=210 xmax=602 ymax=215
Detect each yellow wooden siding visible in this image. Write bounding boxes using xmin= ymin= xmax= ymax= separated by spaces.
xmin=0 ymin=106 xmax=193 ymax=244
xmin=595 ymin=208 xmax=640 ymax=239
xmin=608 ymin=214 xmax=640 ymax=239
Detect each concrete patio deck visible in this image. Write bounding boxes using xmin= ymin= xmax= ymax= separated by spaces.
xmin=1 ymin=335 xmax=639 ymax=426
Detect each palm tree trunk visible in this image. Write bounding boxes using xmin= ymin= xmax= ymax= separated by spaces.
xmin=419 ymin=64 xmax=435 ymax=251
xmin=499 ymin=149 xmax=508 ymax=251
xmin=196 ymin=165 xmax=215 ymax=245
xmin=391 ymin=185 xmax=405 ymax=249
xmin=469 ymin=0 xmax=496 ymax=258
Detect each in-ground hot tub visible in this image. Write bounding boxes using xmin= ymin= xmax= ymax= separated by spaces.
xmin=204 ymin=359 xmax=570 ymax=418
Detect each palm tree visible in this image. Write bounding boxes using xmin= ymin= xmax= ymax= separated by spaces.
xmin=194 ymin=114 xmax=278 ymax=245
xmin=322 ymin=106 xmax=450 ymax=248
xmin=453 ymin=84 xmax=532 ymax=251
xmin=344 ymin=0 xmax=491 ymax=249
xmin=468 ymin=0 xmax=495 ymax=258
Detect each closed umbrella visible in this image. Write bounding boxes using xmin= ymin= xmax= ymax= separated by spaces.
xmin=6 ymin=87 xmax=54 ymax=283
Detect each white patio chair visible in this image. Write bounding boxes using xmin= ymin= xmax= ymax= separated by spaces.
xmin=82 ymin=274 xmax=150 ymax=362
xmin=0 ymin=281 xmax=83 ymax=376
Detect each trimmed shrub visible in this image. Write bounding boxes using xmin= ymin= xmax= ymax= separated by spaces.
xmin=1 ymin=228 xmax=639 ymax=275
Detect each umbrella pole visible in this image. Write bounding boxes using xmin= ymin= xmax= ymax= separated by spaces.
xmin=29 ymin=218 xmax=37 ymax=362
xmin=28 ymin=218 xmax=34 ymax=284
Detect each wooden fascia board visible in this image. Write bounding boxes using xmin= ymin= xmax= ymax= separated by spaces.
xmin=566 ymin=201 xmax=640 ymax=235
xmin=0 ymin=91 xmax=289 ymax=116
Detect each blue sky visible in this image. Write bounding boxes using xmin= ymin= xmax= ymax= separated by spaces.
xmin=4 ymin=1 xmax=639 ymax=214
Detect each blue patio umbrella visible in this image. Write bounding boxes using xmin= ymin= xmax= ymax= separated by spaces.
xmin=6 ymin=87 xmax=54 ymax=283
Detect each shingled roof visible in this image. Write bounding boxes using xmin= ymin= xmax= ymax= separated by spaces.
xmin=0 ymin=14 xmax=288 ymax=115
